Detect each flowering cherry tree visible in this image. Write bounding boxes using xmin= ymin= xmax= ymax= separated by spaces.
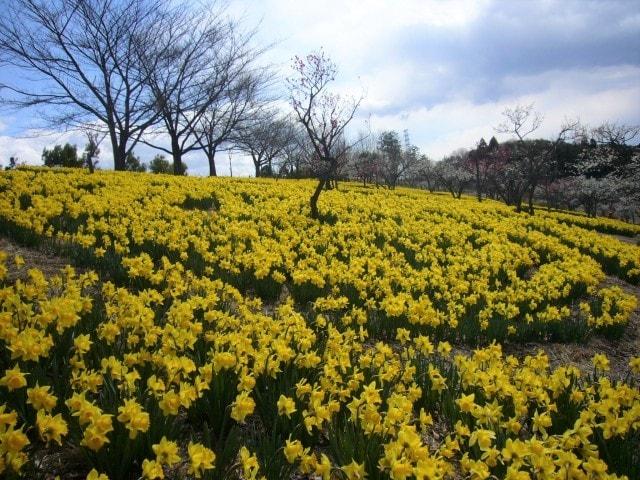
xmin=288 ymin=50 xmax=361 ymax=219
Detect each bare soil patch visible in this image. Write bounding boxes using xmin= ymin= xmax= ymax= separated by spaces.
xmin=0 ymin=236 xmax=80 ymax=283
xmin=603 ymin=232 xmax=639 ymax=245
xmin=502 ymin=276 xmax=640 ymax=379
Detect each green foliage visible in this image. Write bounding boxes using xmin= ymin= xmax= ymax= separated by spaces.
xmin=148 ymin=155 xmax=172 ymax=174
xmin=124 ymin=152 xmax=146 ymax=172
xmin=42 ymin=143 xmax=84 ymax=168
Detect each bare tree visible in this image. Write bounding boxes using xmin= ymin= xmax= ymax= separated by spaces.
xmin=140 ymin=3 xmax=267 ymax=175
xmin=352 ymin=149 xmax=382 ymax=186
xmin=288 ymin=50 xmax=362 ymax=219
xmin=496 ymin=103 xmax=544 ymax=141
xmin=577 ymin=122 xmax=640 ymax=176
xmin=574 ymin=122 xmax=640 ymax=219
xmin=0 ymin=0 xmax=172 ymax=170
xmin=234 ymin=112 xmax=295 ymax=177
xmin=591 ymin=122 xmax=640 ymax=146
xmin=415 ymin=155 xmax=437 ymax=192
xmin=468 ymin=138 xmax=492 ymax=201
xmin=484 ymin=142 xmax=530 ymax=208
xmin=346 ymin=124 xmax=379 ymax=186
xmin=435 ymin=150 xmax=474 ymax=199
xmin=569 ymin=176 xmax=616 ymax=218
xmin=195 ymin=72 xmax=265 ymax=176
xmin=494 ymin=104 xmax=578 ymax=213
xmin=278 ymin=124 xmax=314 ymax=178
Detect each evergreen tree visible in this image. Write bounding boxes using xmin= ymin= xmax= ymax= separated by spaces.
xmin=6 ymin=156 xmax=18 ymax=170
xmin=124 ymin=152 xmax=147 ymax=172
xmin=148 ymin=155 xmax=172 ymax=174
xmin=42 ymin=143 xmax=83 ymax=168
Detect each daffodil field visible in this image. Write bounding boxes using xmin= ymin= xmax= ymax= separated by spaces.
xmin=0 ymin=168 xmax=639 ymax=479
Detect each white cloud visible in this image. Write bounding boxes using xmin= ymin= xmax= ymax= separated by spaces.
xmin=232 ymin=0 xmax=489 ymax=77
xmin=367 ymin=66 xmax=640 ymax=159
xmin=0 ymin=129 xmax=84 ymax=167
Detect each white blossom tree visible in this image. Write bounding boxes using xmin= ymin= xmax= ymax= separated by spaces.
xmin=435 ymin=149 xmax=474 ymax=199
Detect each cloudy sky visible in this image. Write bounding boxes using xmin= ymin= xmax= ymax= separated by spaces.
xmin=1 ymin=0 xmax=639 ymax=175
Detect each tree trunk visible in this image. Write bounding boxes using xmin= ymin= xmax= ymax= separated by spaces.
xmin=171 ymin=138 xmax=183 ymax=175
xmin=85 ymin=148 xmax=96 ymax=174
xmin=527 ymin=187 xmax=535 ymax=214
xmin=515 ymin=199 xmax=523 ymax=212
xmin=111 ymin=130 xmax=126 ymax=171
xmin=310 ymin=177 xmax=326 ymax=219
xmin=474 ymin=158 xmax=481 ymax=201
xmin=207 ymin=147 xmax=217 ymax=176
xmin=172 ymin=152 xmax=183 ymax=175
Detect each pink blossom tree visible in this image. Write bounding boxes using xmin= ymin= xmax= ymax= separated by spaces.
xmin=288 ymin=50 xmax=362 ymax=219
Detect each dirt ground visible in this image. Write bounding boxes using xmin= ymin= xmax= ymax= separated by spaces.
xmin=604 ymin=232 xmax=639 ymax=245
xmin=500 ymin=282 xmax=639 ymax=379
xmin=499 ymin=231 xmax=640 ymax=378
xmin=0 ymin=237 xmax=78 ymax=282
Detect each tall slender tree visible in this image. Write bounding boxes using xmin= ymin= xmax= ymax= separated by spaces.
xmin=81 ymin=129 xmax=106 ymax=173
